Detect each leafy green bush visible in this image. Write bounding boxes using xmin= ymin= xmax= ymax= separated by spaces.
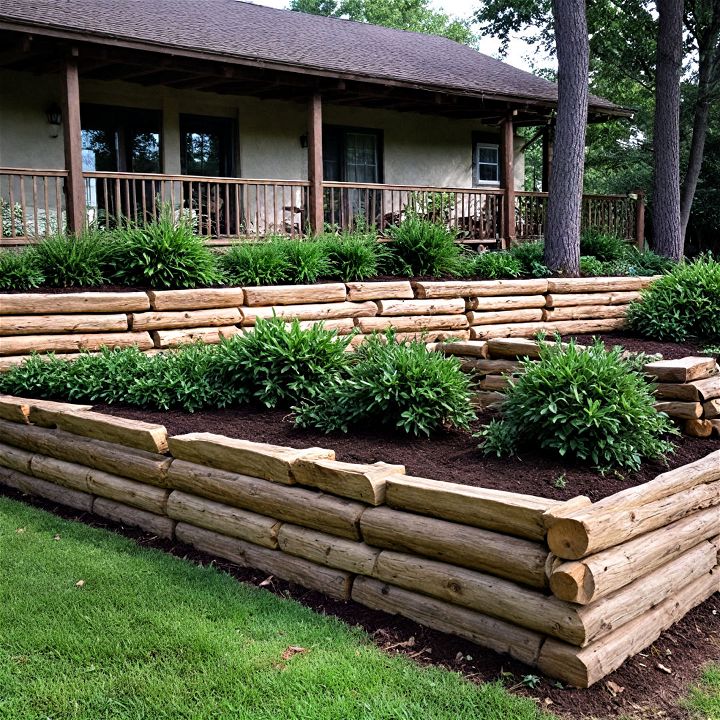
xmin=218 ymin=241 xmax=290 ymax=286
xmin=477 ymin=339 xmax=676 ymax=471
xmin=208 ymin=317 xmax=352 ymax=408
xmin=580 ymin=229 xmax=632 ymax=262
xmin=579 ymin=255 xmax=611 ymax=277
xmin=0 ymin=352 xmax=70 ymax=398
xmin=472 ymin=251 xmax=523 ymax=279
xmin=507 ymin=241 xmax=551 ymax=278
xmin=295 ymin=333 xmax=476 ymax=436
xmin=279 ymin=239 xmax=331 ymax=284
xmin=624 ymin=249 xmax=676 ymax=276
xmin=627 ymin=255 xmax=720 ymax=342
xmin=383 ymin=217 xmax=461 ymax=276
xmin=0 ymin=249 xmax=44 ymax=290
xmin=110 ymin=207 xmax=221 ymax=288
xmin=321 ymin=232 xmax=381 ymax=281
xmin=33 ymin=231 xmax=110 ymax=287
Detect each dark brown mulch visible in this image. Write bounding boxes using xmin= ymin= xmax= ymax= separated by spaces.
xmin=565 ymin=332 xmax=715 ymax=361
xmin=1 ymin=485 xmax=717 ymax=720
xmin=94 ymin=403 xmax=718 ymax=503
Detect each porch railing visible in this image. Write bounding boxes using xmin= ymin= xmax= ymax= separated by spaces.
xmin=1 ymin=168 xmax=644 ymax=247
xmin=0 ymin=168 xmax=68 ymax=244
xmin=323 ymin=181 xmax=505 ymax=243
xmin=83 ymin=172 xmax=310 ymax=242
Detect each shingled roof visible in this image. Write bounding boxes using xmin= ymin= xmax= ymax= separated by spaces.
xmin=0 ymin=0 xmax=624 ymax=114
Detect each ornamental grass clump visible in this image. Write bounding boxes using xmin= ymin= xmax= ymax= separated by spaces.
xmin=321 ymin=231 xmax=382 ymax=281
xmin=218 ymin=240 xmax=290 ymax=286
xmin=472 ymin=250 xmax=523 ymax=279
xmin=33 ymin=231 xmax=110 ymax=287
xmin=477 ymin=339 xmax=676 ymax=471
xmin=109 ymin=206 xmax=222 ymax=288
xmin=0 ymin=248 xmax=44 ymax=290
xmin=627 ymin=254 xmax=720 ymax=342
xmin=294 ymin=333 xmax=476 ymax=436
xmin=383 ymin=216 xmax=462 ymax=276
xmin=208 ymin=317 xmax=352 ymax=408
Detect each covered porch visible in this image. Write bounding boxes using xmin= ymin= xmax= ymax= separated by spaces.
xmin=0 ymin=28 xmax=642 ymax=247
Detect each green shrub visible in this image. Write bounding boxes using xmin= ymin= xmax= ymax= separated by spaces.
xmin=110 ymin=207 xmax=221 ymax=288
xmin=33 ymin=231 xmax=110 ymax=287
xmin=383 ymin=217 xmax=461 ymax=277
xmin=321 ymin=232 xmax=381 ymax=281
xmin=0 ymin=353 xmax=70 ymax=398
xmin=507 ymin=241 xmax=550 ymax=278
xmin=624 ymin=249 xmax=676 ymax=276
xmin=627 ymin=255 xmax=720 ymax=342
xmin=580 ymin=229 xmax=632 ymax=262
xmin=295 ymin=333 xmax=476 ymax=436
xmin=477 ymin=339 xmax=676 ymax=471
xmin=209 ymin=317 xmax=352 ymax=408
xmin=579 ymin=255 xmax=611 ymax=277
xmin=0 ymin=249 xmax=44 ymax=290
xmin=279 ymin=239 xmax=331 ymax=284
xmin=472 ymin=251 xmax=523 ymax=279
xmin=218 ymin=241 xmax=290 ymax=286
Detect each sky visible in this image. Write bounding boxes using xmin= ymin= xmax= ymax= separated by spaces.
xmin=245 ymin=0 xmax=547 ymax=72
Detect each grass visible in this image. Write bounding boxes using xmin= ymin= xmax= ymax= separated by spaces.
xmin=0 ymin=495 xmax=550 ymax=720
xmin=686 ymin=665 xmax=720 ymax=719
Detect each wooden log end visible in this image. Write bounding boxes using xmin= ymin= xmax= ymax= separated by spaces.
xmin=546 ymin=518 xmax=591 ymax=560
xmin=549 ymin=562 xmax=594 ymax=604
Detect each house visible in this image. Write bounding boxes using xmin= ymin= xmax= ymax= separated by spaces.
xmin=0 ymin=0 xmax=640 ymax=246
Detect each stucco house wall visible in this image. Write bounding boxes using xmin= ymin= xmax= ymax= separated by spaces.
xmin=0 ymin=69 xmax=524 ymax=190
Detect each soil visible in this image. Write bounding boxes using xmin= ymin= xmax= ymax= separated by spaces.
xmin=2 ymin=485 xmax=717 ymax=720
xmin=94 ymin=403 xmax=718 ymax=503
xmin=565 ymin=332 xmax=716 ymax=361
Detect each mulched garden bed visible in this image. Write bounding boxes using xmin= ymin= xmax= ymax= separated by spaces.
xmin=95 ymin=403 xmax=717 ymax=503
xmin=565 ymin=331 xmax=716 ymax=361
xmin=2 ymin=485 xmax=717 ymax=720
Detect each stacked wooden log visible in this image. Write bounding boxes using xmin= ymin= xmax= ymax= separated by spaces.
xmin=0 ymin=276 xmax=659 ymax=369
xmin=0 ymin=394 xmax=716 ymax=687
xmin=645 ymin=356 xmax=720 ymax=437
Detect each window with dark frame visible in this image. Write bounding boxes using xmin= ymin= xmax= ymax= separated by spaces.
xmin=180 ymin=114 xmax=236 ymax=178
xmin=322 ymin=126 xmax=384 ymax=183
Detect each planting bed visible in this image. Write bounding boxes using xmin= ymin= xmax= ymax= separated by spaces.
xmin=0 ymin=395 xmax=717 ymax=692
xmin=95 ymin=403 xmax=717 ymax=504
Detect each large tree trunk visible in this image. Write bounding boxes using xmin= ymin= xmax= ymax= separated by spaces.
xmin=652 ymin=0 xmax=684 ymax=260
xmin=680 ymin=0 xmax=720 ymax=242
xmin=544 ymin=0 xmax=589 ymax=277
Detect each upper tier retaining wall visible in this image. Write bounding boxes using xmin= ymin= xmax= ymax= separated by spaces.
xmin=0 ymin=393 xmax=716 ymax=688
xmin=0 ymin=276 xmax=659 ymax=368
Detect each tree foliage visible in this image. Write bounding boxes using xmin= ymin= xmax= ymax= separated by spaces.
xmin=289 ymin=0 xmax=476 ymax=45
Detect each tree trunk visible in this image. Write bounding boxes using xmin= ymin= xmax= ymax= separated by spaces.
xmin=652 ymin=0 xmax=684 ymax=260
xmin=680 ymin=0 xmax=720 ymax=242
xmin=544 ymin=0 xmax=589 ymax=277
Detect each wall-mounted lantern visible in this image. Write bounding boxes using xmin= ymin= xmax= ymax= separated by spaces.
xmin=46 ymin=103 xmax=62 ymax=138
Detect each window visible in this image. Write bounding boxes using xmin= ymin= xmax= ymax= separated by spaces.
xmin=81 ymin=104 xmax=161 ymax=173
xmin=323 ymin=126 xmax=383 ymax=183
xmin=473 ymin=142 xmax=500 ymax=186
xmin=180 ymin=115 xmax=235 ymax=177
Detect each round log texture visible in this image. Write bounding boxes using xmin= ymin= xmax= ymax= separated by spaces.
xmin=0 ymin=331 xmax=154 ymax=356
xmin=131 ymin=308 xmax=241 ymax=331
xmin=468 ymin=309 xmax=543 ymax=326
xmin=542 ymin=305 xmax=628 ymax=322
xmin=643 ymin=356 xmax=718 ymax=383
xmin=0 ymin=441 xmax=34 ymax=473
xmin=376 ymin=298 xmax=465 ymax=316
xmin=467 ymin=295 xmax=546 ymax=311
xmin=243 ymin=283 xmax=347 ymax=306
xmin=357 ymin=315 xmax=469 ymax=333
xmin=0 ymin=465 xmax=94 ymax=512
xmin=360 ymin=506 xmax=549 ymax=586
xmin=241 ymin=301 xmax=377 ymax=325
xmin=545 ymin=291 xmax=641 ymax=307
xmin=414 ymin=279 xmax=548 ymax=299
xmin=0 ymin=291 xmax=150 ymax=315
xmin=0 ymin=314 xmax=129 ymax=335
xmin=151 ymin=325 xmax=241 ymax=349
xmin=470 ymin=322 xmax=548 ymax=340
xmin=92 ymin=497 xmax=176 ymax=539
xmin=166 ymin=491 xmax=281 ymax=548
xmin=351 ymin=576 xmax=543 ymax=667
xmin=167 ymin=460 xmax=365 ymax=540
xmin=346 ymin=281 xmax=413 ymax=301
xmin=545 ymin=276 xmax=659 ymax=294
xmin=147 ymin=288 xmax=244 ymax=311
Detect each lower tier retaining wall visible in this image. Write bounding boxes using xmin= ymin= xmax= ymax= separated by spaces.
xmin=0 ymin=276 xmax=659 ymax=369
xmin=0 ymin=393 xmax=716 ymax=687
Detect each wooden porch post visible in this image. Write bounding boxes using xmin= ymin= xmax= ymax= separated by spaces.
xmin=501 ymin=111 xmax=516 ymax=248
xmin=542 ymin=126 xmax=554 ymax=192
xmin=635 ymin=190 xmax=646 ymax=249
xmin=307 ymin=93 xmax=323 ymax=235
xmin=61 ymin=54 xmax=86 ymax=235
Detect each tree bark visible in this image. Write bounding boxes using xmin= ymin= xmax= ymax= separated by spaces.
xmin=680 ymin=0 xmax=720 ymax=241
xmin=652 ymin=0 xmax=684 ymax=260
xmin=544 ymin=0 xmax=589 ymax=277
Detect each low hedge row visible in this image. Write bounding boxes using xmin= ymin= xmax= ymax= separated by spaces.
xmin=0 ymin=211 xmax=671 ymax=291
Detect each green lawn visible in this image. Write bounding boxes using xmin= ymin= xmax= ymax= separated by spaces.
xmin=686 ymin=665 xmax=720 ymax=719
xmin=0 ymin=495 xmax=549 ymax=720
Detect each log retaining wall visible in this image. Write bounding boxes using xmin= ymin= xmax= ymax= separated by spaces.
xmin=0 ymin=276 xmax=659 ymax=368
xmin=0 ymin=394 xmax=716 ymax=687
